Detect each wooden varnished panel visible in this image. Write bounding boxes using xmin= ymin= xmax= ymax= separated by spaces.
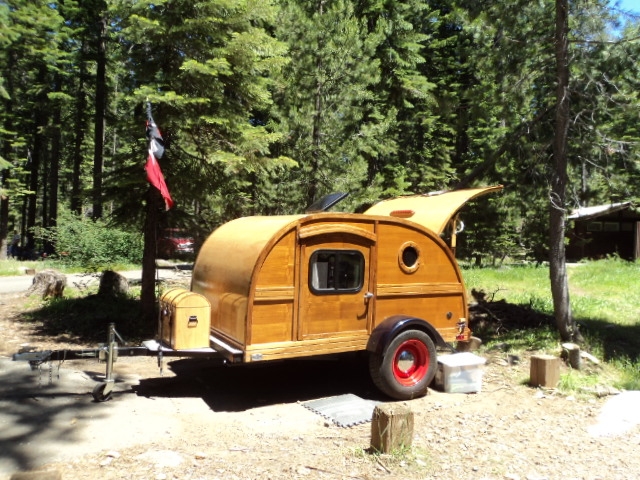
xmin=376 ymin=282 xmax=463 ymax=296
xmin=254 ymin=230 xmax=296 ymax=286
xmin=248 ymin=231 xmax=297 ymax=345
xmin=300 ymin=295 xmax=370 ymax=338
xmin=299 ymin=217 xmax=376 ymax=235
xmin=243 ymin=334 xmax=370 ymax=362
xmin=192 ymin=216 xmax=303 ymax=349
xmin=216 ymin=292 xmax=248 ymax=343
xmin=250 ymin=300 xmax=295 ymax=344
xmin=375 ymin=295 xmax=466 ymax=341
xmin=375 ymin=222 xmax=461 ymax=286
xmin=373 ymin=221 xmax=468 ymax=336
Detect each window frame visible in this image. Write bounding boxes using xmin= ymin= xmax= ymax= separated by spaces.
xmin=398 ymin=241 xmax=421 ymax=274
xmin=308 ymin=249 xmax=365 ymax=295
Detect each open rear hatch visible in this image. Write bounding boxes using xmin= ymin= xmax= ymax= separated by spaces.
xmin=364 ymin=185 xmax=503 ymax=234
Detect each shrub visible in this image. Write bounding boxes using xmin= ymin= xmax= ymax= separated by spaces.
xmin=37 ymin=212 xmax=143 ymax=271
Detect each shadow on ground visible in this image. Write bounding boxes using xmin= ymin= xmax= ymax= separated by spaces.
xmin=133 ymin=352 xmax=388 ymax=411
xmin=0 ymin=359 xmax=117 ymax=475
xmin=0 ymin=352 xmax=385 ymax=476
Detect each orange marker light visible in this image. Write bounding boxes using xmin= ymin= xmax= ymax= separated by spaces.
xmin=390 ymin=209 xmax=415 ymax=218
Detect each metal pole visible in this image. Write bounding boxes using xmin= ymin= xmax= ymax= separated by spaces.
xmin=106 ymin=322 xmax=115 ymax=382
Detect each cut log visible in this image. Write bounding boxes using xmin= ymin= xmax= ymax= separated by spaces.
xmin=562 ymin=342 xmax=582 ymax=370
xmin=370 ymin=403 xmax=414 ymax=453
xmin=25 ymin=270 xmax=66 ymax=299
xmin=98 ymin=270 xmax=130 ymax=297
xmin=529 ymin=354 xmax=560 ymax=388
xmin=456 ymin=335 xmax=482 ymax=352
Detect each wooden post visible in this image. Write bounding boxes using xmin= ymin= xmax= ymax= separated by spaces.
xmin=370 ymin=403 xmax=414 ymax=453
xmin=529 ymin=354 xmax=560 ymax=388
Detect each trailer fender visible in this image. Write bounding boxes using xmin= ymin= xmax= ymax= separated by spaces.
xmin=367 ymin=315 xmax=448 ymax=356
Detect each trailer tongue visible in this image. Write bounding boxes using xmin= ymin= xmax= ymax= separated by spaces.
xmin=13 ymin=322 xmax=242 ymax=401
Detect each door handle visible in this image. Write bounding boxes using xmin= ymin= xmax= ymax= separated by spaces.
xmin=364 ymin=292 xmax=374 ymax=300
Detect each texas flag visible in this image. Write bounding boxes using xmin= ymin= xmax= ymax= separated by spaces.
xmin=145 ymin=102 xmax=174 ymax=210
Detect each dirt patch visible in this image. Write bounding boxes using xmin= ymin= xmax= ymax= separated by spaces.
xmin=1 ymin=291 xmax=639 ymax=480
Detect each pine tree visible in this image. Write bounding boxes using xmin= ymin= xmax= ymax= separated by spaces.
xmin=0 ymin=1 xmax=68 ymax=256
xmin=273 ymin=0 xmax=382 ymax=209
xmin=110 ymin=0 xmax=291 ymax=320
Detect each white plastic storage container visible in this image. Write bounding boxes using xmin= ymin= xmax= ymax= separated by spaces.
xmin=434 ymin=352 xmax=486 ymax=393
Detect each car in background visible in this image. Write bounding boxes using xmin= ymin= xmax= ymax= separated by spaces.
xmin=157 ymin=228 xmax=195 ymax=259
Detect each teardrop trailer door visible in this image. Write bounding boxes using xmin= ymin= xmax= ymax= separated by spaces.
xmin=298 ymin=222 xmax=377 ymax=340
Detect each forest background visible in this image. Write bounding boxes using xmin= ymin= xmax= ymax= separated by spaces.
xmin=1 ymin=0 xmax=639 ymax=333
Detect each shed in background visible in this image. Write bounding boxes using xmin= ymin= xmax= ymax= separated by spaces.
xmin=566 ymin=202 xmax=640 ymax=261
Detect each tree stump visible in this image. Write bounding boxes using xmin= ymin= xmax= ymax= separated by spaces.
xmin=456 ymin=336 xmax=482 ymax=352
xmin=370 ymin=403 xmax=414 ymax=454
xmin=25 ymin=270 xmax=66 ymax=299
xmin=562 ymin=342 xmax=582 ymax=370
xmin=98 ymin=270 xmax=130 ymax=297
xmin=529 ymin=354 xmax=560 ymax=388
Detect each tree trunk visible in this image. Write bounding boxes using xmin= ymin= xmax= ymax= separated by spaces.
xmin=46 ymin=77 xmax=62 ymax=256
xmin=92 ymin=14 xmax=108 ymax=220
xmin=1 ymin=50 xmax=16 ymax=260
xmin=26 ymin=67 xmax=49 ymax=254
xmin=0 ymin=190 xmax=7 ymax=261
xmin=141 ymin=188 xmax=160 ymax=325
xmin=550 ymin=0 xmax=580 ymax=343
xmin=0 ymin=166 xmax=8 ymax=260
xmin=308 ymin=0 xmax=325 ymax=207
xmin=71 ymin=41 xmax=88 ymax=215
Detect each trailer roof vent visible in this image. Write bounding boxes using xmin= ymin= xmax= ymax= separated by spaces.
xmin=305 ymin=192 xmax=349 ymax=213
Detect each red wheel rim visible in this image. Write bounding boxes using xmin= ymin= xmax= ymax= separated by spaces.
xmin=392 ymin=339 xmax=429 ymax=387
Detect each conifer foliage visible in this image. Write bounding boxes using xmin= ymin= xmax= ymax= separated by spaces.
xmin=0 ymin=0 xmax=638 ymax=335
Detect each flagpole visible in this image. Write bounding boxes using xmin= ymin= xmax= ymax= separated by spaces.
xmin=141 ymin=101 xmax=170 ymax=325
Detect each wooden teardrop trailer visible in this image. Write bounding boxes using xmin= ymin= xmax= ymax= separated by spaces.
xmin=14 ymin=186 xmax=501 ymax=401
xmin=183 ymin=185 xmax=502 ymax=400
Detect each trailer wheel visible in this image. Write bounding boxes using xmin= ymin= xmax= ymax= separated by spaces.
xmin=369 ymin=329 xmax=437 ymax=400
xmin=92 ymin=382 xmax=112 ymax=402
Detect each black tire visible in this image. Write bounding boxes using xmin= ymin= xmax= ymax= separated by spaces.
xmin=92 ymin=383 xmax=112 ymax=402
xmin=369 ymin=329 xmax=437 ymax=400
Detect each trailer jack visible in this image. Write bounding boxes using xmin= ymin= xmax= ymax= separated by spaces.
xmin=12 ymin=323 xmax=123 ymax=402
xmin=92 ymin=322 xmax=120 ymax=402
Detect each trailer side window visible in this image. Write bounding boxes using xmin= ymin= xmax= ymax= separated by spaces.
xmin=398 ymin=241 xmax=421 ymax=274
xmin=309 ymin=250 xmax=364 ymax=293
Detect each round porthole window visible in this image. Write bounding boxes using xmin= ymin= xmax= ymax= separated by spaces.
xmin=399 ymin=242 xmax=420 ymax=273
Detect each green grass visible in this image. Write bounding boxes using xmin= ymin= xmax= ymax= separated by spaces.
xmin=352 ymin=444 xmax=432 ymax=476
xmin=462 ymin=258 xmax=640 ymax=392
xmin=463 ymin=263 xmax=553 ymax=312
